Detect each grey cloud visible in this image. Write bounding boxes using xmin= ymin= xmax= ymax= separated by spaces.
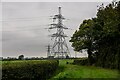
xmin=2 ymin=2 xmax=109 ymax=58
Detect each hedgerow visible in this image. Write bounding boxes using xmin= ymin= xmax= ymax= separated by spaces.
xmin=2 ymin=60 xmax=59 ymax=80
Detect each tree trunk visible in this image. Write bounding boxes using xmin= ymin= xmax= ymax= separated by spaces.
xmin=87 ymin=49 xmax=93 ymax=65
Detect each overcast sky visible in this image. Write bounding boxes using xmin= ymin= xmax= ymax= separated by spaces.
xmin=2 ymin=2 xmax=110 ymax=58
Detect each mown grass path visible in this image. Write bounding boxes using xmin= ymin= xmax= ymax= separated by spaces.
xmin=50 ymin=59 xmax=119 ymax=79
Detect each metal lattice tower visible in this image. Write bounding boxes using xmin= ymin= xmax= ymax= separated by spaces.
xmin=48 ymin=7 xmax=70 ymax=58
xmin=47 ymin=45 xmax=51 ymax=57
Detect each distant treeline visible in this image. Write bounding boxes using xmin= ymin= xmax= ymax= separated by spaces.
xmin=2 ymin=57 xmax=44 ymax=61
xmin=1 ymin=56 xmax=81 ymax=61
xmin=70 ymin=1 xmax=120 ymax=69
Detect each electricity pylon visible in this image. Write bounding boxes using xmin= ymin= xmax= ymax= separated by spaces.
xmin=48 ymin=7 xmax=70 ymax=58
xmin=46 ymin=45 xmax=51 ymax=58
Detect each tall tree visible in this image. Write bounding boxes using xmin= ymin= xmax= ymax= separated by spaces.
xmin=95 ymin=2 xmax=120 ymax=68
xmin=70 ymin=1 xmax=120 ymax=69
xmin=70 ymin=19 xmax=95 ymax=65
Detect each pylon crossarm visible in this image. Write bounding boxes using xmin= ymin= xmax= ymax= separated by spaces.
xmin=50 ymin=23 xmax=57 ymax=26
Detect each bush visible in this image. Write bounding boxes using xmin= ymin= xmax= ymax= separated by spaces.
xmin=2 ymin=60 xmax=59 ymax=80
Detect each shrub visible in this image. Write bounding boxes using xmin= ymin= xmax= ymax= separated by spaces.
xmin=2 ymin=60 xmax=59 ymax=80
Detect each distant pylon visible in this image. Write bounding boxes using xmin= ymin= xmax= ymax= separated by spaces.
xmin=48 ymin=7 xmax=70 ymax=58
xmin=47 ymin=45 xmax=51 ymax=58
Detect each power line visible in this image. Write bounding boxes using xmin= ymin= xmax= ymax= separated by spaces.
xmin=1 ymin=16 xmax=50 ymax=22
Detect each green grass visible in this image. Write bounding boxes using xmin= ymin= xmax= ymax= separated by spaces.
xmin=50 ymin=59 xmax=120 ymax=79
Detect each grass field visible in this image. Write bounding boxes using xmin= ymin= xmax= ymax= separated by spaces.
xmin=50 ymin=59 xmax=120 ymax=79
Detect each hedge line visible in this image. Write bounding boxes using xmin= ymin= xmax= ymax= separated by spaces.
xmin=2 ymin=60 xmax=59 ymax=80
xmin=73 ymin=58 xmax=119 ymax=70
xmin=73 ymin=59 xmax=89 ymax=66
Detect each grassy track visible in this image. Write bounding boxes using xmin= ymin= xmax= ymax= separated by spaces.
xmin=50 ymin=59 xmax=120 ymax=79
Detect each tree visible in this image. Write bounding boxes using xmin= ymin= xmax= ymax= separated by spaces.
xmin=18 ymin=55 xmax=24 ymax=60
xmin=70 ymin=1 xmax=120 ymax=69
xmin=70 ymin=19 xmax=96 ymax=65
xmin=94 ymin=2 xmax=120 ymax=68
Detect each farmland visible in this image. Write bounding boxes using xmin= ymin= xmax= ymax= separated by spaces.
xmin=1 ymin=59 xmax=120 ymax=79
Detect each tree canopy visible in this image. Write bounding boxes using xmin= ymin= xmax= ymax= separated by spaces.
xmin=70 ymin=1 xmax=120 ymax=69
